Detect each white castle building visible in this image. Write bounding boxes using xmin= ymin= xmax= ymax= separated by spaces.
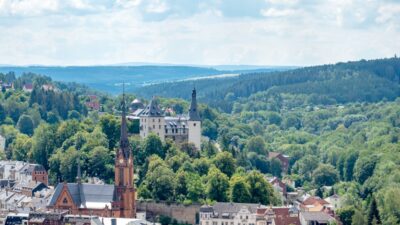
xmin=137 ymin=89 xmax=202 ymax=149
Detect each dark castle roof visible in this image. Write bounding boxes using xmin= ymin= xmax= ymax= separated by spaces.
xmin=140 ymin=97 xmax=163 ymax=117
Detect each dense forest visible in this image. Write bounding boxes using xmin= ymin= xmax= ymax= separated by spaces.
xmin=138 ymin=57 xmax=400 ymax=112
xmin=0 ymin=57 xmax=400 ymax=225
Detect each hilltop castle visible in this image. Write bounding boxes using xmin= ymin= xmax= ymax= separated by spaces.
xmin=136 ymin=88 xmax=202 ymax=149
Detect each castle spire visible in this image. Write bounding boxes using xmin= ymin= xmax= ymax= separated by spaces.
xmin=120 ymin=83 xmax=130 ymax=159
xmin=188 ymin=88 xmax=200 ymax=121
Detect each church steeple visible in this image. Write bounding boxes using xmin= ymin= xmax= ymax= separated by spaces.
xmin=114 ymin=83 xmax=136 ymax=218
xmin=189 ymin=88 xmax=200 ymax=121
xmin=119 ymin=84 xmax=130 ymax=159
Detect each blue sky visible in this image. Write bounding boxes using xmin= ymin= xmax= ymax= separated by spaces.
xmin=0 ymin=0 xmax=399 ymax=66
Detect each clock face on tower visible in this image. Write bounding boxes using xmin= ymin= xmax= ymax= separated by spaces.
xmin=119 ymin=159 xmax=124 ymax=164
xmin=128 ymin=159 xmax=131 ymax=164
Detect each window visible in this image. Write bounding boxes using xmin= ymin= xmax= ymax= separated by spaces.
xmin=159 ymin=118 xmax=161 ymax=122
xmin=159 ymin=125 xmax=161 ymax=129
xmin=194 ymin=123 xmax=196 ymax=127
xmin=63 ymin=198 xmax=68 ymax=204
xmin=119 ymin=168 xmax=124 ymax=185
xmin=153 ymin=125 xmax=155 ymax=129
xmin=153 ymin=119 xmax=155 ymax=122
xmin=246 ymin=216 xmax=248 ymax=219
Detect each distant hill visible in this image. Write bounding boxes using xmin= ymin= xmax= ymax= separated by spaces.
xmin=0 ymin=65 xmax=292 ymax=94
xmin=137 ymin=58 xmax=400 ymax=112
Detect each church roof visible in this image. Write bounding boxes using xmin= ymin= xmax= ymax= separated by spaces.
xmin=47 ymin=183 xmax=116 ymax=208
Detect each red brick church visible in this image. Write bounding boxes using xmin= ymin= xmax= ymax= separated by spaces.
xmin=47 ymin=95 xmax=136 ymax=218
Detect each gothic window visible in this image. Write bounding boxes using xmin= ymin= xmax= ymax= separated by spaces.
xmin=63 ymin=198 xmax=68 ymax=204
xmin=119 ymin=168 xmax=124 ymax=185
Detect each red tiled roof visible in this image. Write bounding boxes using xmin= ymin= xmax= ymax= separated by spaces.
xmin=302 ymin=196 xmax=329 ymax=206
xmin=273 ymin=208 xmax=301 ymax=225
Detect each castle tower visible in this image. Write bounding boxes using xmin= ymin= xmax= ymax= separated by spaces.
xmin=139 ymin=97 xmax=165 ymax=141
xmin=188 ymin=88 xmax=201 ymax=149
xmin=114 ymin=90 xmax=136 ymax=218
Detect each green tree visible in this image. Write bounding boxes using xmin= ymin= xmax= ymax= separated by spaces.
xmin=193 ymin=158 xmax=210 ymax=176
xmin=337 ymin=206 xmax=355 ymax=225
xmin=354 ymin=156 xmax=377 ymax=184
xmin=99 ymin=114 xmax=120 ymax=150
xmin=30 ymin=123 xmax=57 ymax=169
xmin=17 ymin=115 xmax=34 ymax=136
xmin=313 ymin=164 xmax=339 ymax=186
xmin=344 ymin=152 xmax=358 ymax=181
xmin=11 ymin=134 xmax=32 ymax=161
xmin=213 ymin=151 xmax=236 ymax=177
xmin=206 ymin=167 xmax=229 ymax=202
xmin=142 ymin=133 xmax=164 ymax=158
xmin=88 ymin=146 xmax=113 ymax=181
xmin=0 ymin=104 xmax=6 ymax=122
xmin=230 ymin=175 xmax=251 ymax=203
xmin=368 ymin=197 xmax=381 ymax=225
xmin=352 ymin=209 xmax=366 ymax=225
xmin=246 ymin=136 xmax=267 ymax=155
xmin=144 ymin=156 xmax=176 ymax=201
xmin=186 ymin=173 xmax=205 ymax=202
xmin=245 ymin=170 xmax=276 ymax=205
xmin=270 ymin=158 xmax=282 ymax=178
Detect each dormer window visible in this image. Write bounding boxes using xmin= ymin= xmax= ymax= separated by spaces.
xmin=63 ymin=198 xmax=68 ymax=204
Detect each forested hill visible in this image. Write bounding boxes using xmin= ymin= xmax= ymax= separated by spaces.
xmin=137 ymin=57 xmax=400 ymax=112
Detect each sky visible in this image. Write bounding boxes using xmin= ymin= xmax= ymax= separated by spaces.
xmin=0 ymin=0 xmax=399 ymax=66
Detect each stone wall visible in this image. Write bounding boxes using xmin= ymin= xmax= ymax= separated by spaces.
xmin=136 ymin=201 xmax=201 ymax=225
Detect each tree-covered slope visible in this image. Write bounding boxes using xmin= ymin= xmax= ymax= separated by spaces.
xmin=138 ymin=57 xmax=400 ymax=112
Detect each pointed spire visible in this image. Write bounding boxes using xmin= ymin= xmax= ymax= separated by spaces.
xmin=189 ymin=88 xmax=200 ymax=121
xmin=120 ymin=83 xmax=130 ymax=159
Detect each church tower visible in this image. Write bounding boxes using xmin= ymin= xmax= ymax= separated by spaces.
xmin=114 ymin=90 xmax=136 ymax=218
xmin=188 ymin=88 xmax=201 ymax=149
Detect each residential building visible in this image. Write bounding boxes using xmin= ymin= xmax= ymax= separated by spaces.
xmin=268 ymin=152 xmax=290 ymax=174
xmin=23 ymin=84 xmax=33 ymax=92
xmin=324 ymin=194 xmax=342 ymax=210
xmin=299 ymin=211 xmax=336 ymax=225
xmin=199 ymin=202 xmax=301 ymax=225
xmin=86 ymin=95 xmax=101 ymax=111
xmin=300 ymin=197 xmax=330 ymax=212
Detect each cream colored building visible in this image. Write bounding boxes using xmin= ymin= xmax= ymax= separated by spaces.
xmin=0 ymin=135 xmax=5 ymax=152
xmin=139 ymin=89 xmax=202 ymax=149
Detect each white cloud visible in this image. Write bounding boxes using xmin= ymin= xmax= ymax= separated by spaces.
xmin=0 ymin=0 xmax=399 ymax=66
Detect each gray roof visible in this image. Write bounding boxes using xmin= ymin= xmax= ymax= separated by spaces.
xmin=165 ymin=117 xmax=188 ymax=129
xmin=48 ymin=183 xmax=116 ymax=208
xmin=300 ymin=211 xmax=334 ymax=222
xmin=140 ymin=98 xmax=163 ymax=117
xmin=201 ymin=202 xmax=262 ymax=218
